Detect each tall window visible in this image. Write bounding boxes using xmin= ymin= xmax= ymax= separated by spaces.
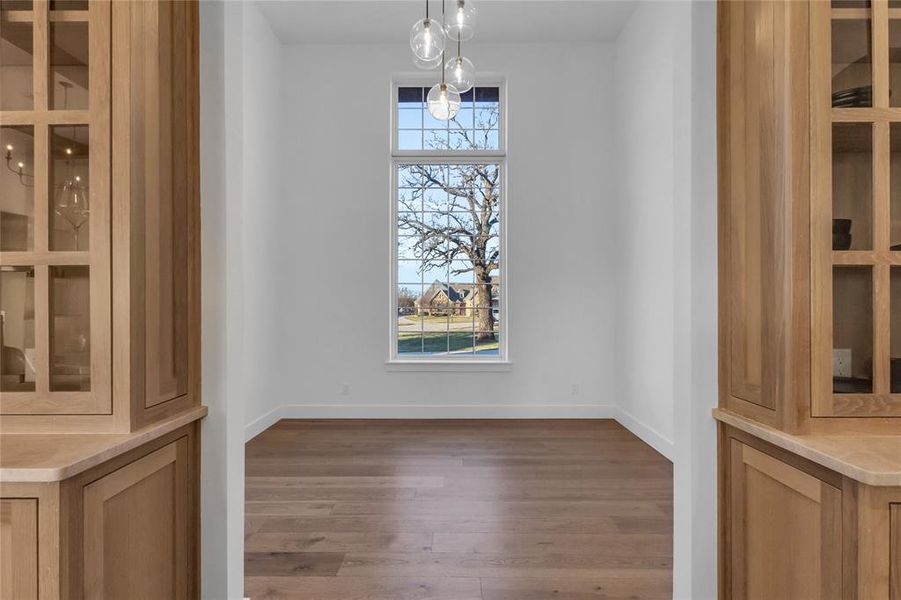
xmin=391 ymin=84 xmax=505 ymax=361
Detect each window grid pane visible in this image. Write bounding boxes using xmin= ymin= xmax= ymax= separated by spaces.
xmin=395 ymin=162 xmax=501 ymax=357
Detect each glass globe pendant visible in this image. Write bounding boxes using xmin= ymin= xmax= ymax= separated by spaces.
xmin=446 ymin=0 xmax=476 ymax=42
xmin=445 ymin=40 xmax=474 ymax=93
xmin=413 ymin=53 xmax=442 ymax=70
xmin=410 ymin=17 xmax=445 ymax=61
xmin=427 ymin=82 xmax=461 ymax=120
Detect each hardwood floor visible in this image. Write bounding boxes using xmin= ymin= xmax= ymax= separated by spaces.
xmin=244 ymin=420 xmax=673 ymax=600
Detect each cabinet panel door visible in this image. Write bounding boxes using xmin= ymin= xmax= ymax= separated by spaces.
xmin=82 ymin=438 xmax=188 ymax=600
xmin=137 ymin=0 xmax=194 ymax=409
xmin=728 ymin=440 xmax=842 ymax=600
xmin=719 ymin=0 xmax=809 ymax=416
xmin=0 ymin=498 xmax=38 ymax=600
xmin=112 ymin=0 xmax=199 ymax=419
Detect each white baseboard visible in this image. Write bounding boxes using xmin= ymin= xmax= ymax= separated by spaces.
xmin=615 ymin=407 xmax=675 ymax=461
xmin=244 ymin=405 xmax=283 ymax=442
xmin=278 ymin=404 xmax=618 ymax=420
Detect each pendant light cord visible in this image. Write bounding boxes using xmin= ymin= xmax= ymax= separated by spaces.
xmin=440 ymin=0 xmax=446 ymax=84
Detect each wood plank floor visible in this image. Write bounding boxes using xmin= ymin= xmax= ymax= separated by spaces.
xmin=244 ymin=420 xmax=673 ymax=600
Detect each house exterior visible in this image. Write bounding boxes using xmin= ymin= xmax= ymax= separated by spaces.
xmin=414 ymin=280 xmax=499 ymax=316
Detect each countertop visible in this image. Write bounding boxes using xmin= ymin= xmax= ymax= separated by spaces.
xmin=0 ymin=405 xmax=207 ymax=483
xmin=714 ymin=408 xmax=901 ymax=487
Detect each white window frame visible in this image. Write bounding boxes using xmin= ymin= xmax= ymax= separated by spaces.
xmin=388 ymin=78 xmax=509 ymax=367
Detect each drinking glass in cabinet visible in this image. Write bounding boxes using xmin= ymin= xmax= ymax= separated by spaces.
xmin=1 ymin=125 xmax=35 ymax=251
xmin=833 ymin=123 xmax=873 ymax=250
xmin=49 ymin=265 xmax=90 ymax=391
xmin=833 ymin=266 xmax=874 ymax=393
xmin=49 ymin=125 xmax=89 ymax=251
xmin=0 ymin=266 xmax=36 ymax=392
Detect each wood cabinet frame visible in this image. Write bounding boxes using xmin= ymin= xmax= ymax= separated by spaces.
xmin=0 ymin=0 xmax=201 ymax=433
xmin=82 ymin=438 xmax=188 ymax=600
xmin=58 ymin=423 xmax=199 ymax=599
xmin=0 ymin=481 xmax=60 ymax=600
xmin=111 ymin=0 xmax=201 ymax=432
xmin=810 ymin=0 xmax=901 ymax=419
xmin=719 ymin=423 xmax=901 ymax=600
xmin=718 ymin=0 xmax=901 ymax=433
xmin=717 ymin=0 xmax=812 ymax=431
xmin=720 ymin=427 xmax=844 ymax=600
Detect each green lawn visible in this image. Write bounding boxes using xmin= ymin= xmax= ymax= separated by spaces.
xmin=398 ymin=331 xmax=499 ymax=354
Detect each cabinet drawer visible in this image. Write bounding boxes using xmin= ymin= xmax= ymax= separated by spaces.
xmin=82 ymin=438 xmax=189 ymax=600
xmin=727 ymin=439 xmax=843 ymax=600
xmin=0 ymin=499 xmax=38 ymax=600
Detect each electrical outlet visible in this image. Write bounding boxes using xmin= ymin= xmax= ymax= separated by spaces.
xmin=833 ymin=349 xmax=852 ymax=378
xmin=341 ymin=382 xmax=351 ymax=396
xmin=571 ymin=383 xmax=579 ymax=397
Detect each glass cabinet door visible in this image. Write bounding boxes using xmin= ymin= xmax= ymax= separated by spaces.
xmin=814 ymin=1 xmax=901 ymax=416
xmin=0 ymin=0 xmax=110 ymax=414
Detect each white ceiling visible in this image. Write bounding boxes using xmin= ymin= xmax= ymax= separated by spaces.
xmin=256 ymin=0 xmax=638 ymax=44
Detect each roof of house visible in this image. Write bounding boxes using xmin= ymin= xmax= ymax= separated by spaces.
xmin=415 ymin=279 xmax=499 ymax=306
xmin=416 ymin=281 xmax=470 ymax=305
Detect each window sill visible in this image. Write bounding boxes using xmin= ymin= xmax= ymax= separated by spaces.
xmin=385 ymin=360 xmax=513 ymax=373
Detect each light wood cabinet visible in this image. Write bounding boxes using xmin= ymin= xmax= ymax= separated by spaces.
xmin=725 ymin=436 xmax=842 ymax=600
xmin=111 ymin=0 xmax=200 ymax=430
xmin=0 ymin=1 xmax=202 ymax=597
xmin=1 ymin=498 xmax=38 ymax=599
xmin=720 ymin=424 xmax=901 ymax=600
xmin=0 ymin=0 xmax=112 ymax=419
xmin=719 ymin=0 xmax=901 ymax=434
xmin=0 ymin=421 xmax=199 ymax=600
xmin=0 ymin=0 xmax=200 ymax=434
xmin=82 ymin=439 xmax=189 ymax=600
xmin=719 ymin=1 xmax=901 ymax=597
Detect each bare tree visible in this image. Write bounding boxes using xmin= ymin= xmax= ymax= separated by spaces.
xmin=397 ymin=287 xmax=417 ymax=311
xmin=398 ymin=107 xmax=500 ymax=341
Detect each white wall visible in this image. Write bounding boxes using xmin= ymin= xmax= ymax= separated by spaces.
xmin=199 ymin=3 xmax=720 ymax=596
xmin=614 ymin=2 xmax=719 ymax=595
xmin=268 ymin=42 xmax=619 ymax=418
xmin=672 ymin=2 xmax=718 ymax=597
xmin=241 ymin=2 xmax=285 ymax=436
xmin=612 ymin=1 xmax=680 ymax=458
xmin=199 ymin=1 xmax=249 ymax=597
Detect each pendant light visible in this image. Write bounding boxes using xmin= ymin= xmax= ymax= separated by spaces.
xmin=409 ymin=0 xmax=474 ymax=121
xmin=427 ymin=81 xmax=461 ymax=120
xmin=446 ymin=0 xmax=476 ymax=42
xmin=414 ymin=54 xmax=443 ymax=70
xmin=427 ymin=0 xmax=461 ymax=120
xmin=445 ymin=38 xmax=474 ymax=93
xmin=410 ymin=0 xmax=445 ymax=62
